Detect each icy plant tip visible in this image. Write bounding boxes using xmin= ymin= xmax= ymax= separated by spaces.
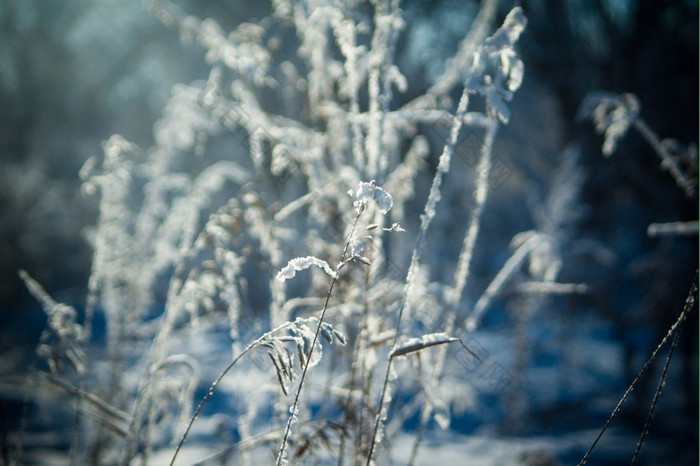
xmin=348 ymin=180 xmax=393 ymax=214
xmin=276 ymin=256 xmax=339 ymax=282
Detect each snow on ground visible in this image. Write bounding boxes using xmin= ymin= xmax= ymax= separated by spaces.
xmin=9 ymin=313 xmax=697 ymax=465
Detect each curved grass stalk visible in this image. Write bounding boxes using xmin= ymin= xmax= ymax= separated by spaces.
xmin=169 ymin=320 xmax=299 ymax=466
xmin=463 ymin=229 xmax=543 ymax=331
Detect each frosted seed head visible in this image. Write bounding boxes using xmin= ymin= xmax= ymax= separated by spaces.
xmin=350 ymin=181 xmax=393 ymax=214
xmin=320 ymin=322 xmax=335 ymax=344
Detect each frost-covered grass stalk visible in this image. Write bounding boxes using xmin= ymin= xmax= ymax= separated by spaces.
xmin=578 ymin=275 xmax=697 ymax=465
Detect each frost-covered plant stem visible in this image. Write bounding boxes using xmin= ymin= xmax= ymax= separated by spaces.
xmin=408 ymin=117 xmax=498 ymax=462
xmin=367 ymin=86 xmax=471 ymax=465
xmin=19 ymin=270 xmax=89 ymax=461
xmin=72 ymin=262 xmax=101 ymax=463
xmin=407 ymin=399 xmax=430 ymax=466
xmin=404 ymin=6 xmax=529 ymax=454
xmin=464 ymin=229 xmax=543 ymax=331
xmin=337 ymin=243 xmax=374 ymax=466
xmin=276 ymin=209 xmax=363 ymax=466
xmin=406 ymin=354 xmax=436 ymax=466
xmin=630 ymin=324 xmax=680 ymax=464
xmin=448 ymin=119 xmax=498 ymax=321
xmin=647 ymin=220 xmax=699 ymax=236
xmin=120 ymin=303 xmax=175 ymax=465
xmin=405 ymin=0 xmax=497 ymax=110
xmin=579 ymin=91 xmax=697 ymax=198
xmin=68 ymin=273 xmax=100 ymax=464
xmin=276 ymin=276 xmax=339 ymax=464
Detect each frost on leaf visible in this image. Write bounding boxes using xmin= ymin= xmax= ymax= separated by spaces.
xmin=485 ymin=7 xmax=527 ymax=51
xmin=349 ymin=180 xmax=393 ymax=214
xmin=289 ymin=318 xmax=345 ymax=369
xmin=276 ymin=256 xmax=339 ymax=282
xmin=390 ymin=332 xmax=458 ymax=358
xmin=291 ymin=318 xmax=322 ymax=368
xmin=259 ymin=338 xmax=294 ymax=396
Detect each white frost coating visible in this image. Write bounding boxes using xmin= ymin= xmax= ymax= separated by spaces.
xmin=276 ymin=256 xmax=339 ymax=282
xmin=467 ymin=7 xmax=528 ymax=124
xmin=291 ymin=317 xmax=323 ymax=368
xmin=390 ymin=332 xmax=458 ymax=358
xmin=484 ymin=6 xmax=526 ymax=49
xmin=504 ymin=48 xmax=524 ymax=92
xmin=288 ymin=404 xmax=299 ymax=423
xmin=349 ymin=181 xmax=393 ymax=214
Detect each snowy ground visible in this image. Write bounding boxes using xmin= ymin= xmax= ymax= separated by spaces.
xmin=6 ymin=312 xmax=697 ymax=465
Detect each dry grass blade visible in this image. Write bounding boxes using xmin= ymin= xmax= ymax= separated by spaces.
xmin=578 ymin=272 xmax=697 ymax=465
